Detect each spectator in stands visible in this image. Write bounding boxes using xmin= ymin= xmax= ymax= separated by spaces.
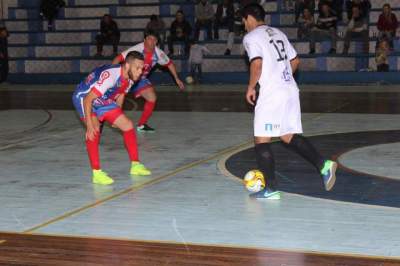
xmin=343 ymin=6 xmax=369 ymax=54
xmin=40 ymin=0 xmax=65 ymax=31
xmin=188 ymin=40 xmax=211 ymax=83
xmin=168 ymin=10 xmax=192 ymax=57
xmin=233 ymin=8 xmax=245 ymax=36
xmin=295 ymin=0 xmax=315 ymax=23
xmin=146 ymin=15 xmax=165 ymax=49
xmin=95 ymin=14 xmax=120 ymax=57
xmin=375 ymin=37 xmax=390 ymax=71
xmin=194 ymin=0 xmax=214 ymax=41
xmin=345 ymin=0 xmax=370 ymax=20
xmin=0 ymin=22 xmax=9 ymax=83
xmin=297 ymin=7 xmax=314 ymax=39
xmin=309 ymin=3 xmax=337 ymax=54
xmin=377 ymin=3 xmax=398 ymax=49
xmin=214 ymin=0 xmax=235 ymax=55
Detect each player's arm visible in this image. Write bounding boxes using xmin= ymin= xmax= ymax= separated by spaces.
xmin=83 ymin=91 xmax=100 ymax=141
xmin=290 ymin=57 xmax=300 ymax=73
xmin=166 ymin=62 xmax=185 ymax=91
xmin=247 ymin=58 xmax=262 ymax=105
xmin=115 ymin=93 xmax=125 ymax=107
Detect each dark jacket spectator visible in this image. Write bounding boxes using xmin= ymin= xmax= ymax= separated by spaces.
xmin=343 ymin=6 xmax=369 ymax=54
xmin=0 ymin=22 xmax=9 ymax=82
xmin=40 ymin=0 xmax=65 ymax=30
xmin=295 ymin=0 xmax=315 ymax=23
xmin=95 ymin=14 xmax=120 ymax=56
xmin=297 ymin=8 xmax=314 ymax=38
xmin=146 ymin=15 xmax=165 ymax=49
xmin=214 ymin=0 xmax=235 ymax=55
xmin=168 ymin=10 xmax=192 ymax=56
xmin=377 ymin=4 xmax=398 ymax=38
xmin=346 ymin=0 xmax=371 ymax=19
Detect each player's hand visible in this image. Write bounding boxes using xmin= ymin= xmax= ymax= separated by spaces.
xmin=246 ymin=87 xmax=257 ymax=106
xmin=176 ymin=78 xmax=185 ymax=91
xmin=86 ymin=121 xmax=100 ymax=141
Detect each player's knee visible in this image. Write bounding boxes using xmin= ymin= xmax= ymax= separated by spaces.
xmin=254 ymin=137 xmax=272 ymax=144
xmin=280 ymin=134 xmax=294 ymax=144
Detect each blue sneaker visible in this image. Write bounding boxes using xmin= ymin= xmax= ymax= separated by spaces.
xmin=321 ymin=160 xmax=337 ymax=191
xmin=249 ymin=188 xmax=281 ymax=200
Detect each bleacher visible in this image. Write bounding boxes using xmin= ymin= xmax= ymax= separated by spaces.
xmin=3 ymin=0 xmax=400 ymax=84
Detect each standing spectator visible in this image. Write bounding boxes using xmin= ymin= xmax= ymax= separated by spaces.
xmin=214 ymin=0 xmax=235 ymax=55
xmin=188 ymin=40 xmax=211 ymax=83
xmin=40 ymin=0 xmax=65 ymax=31
xmin=309 ymin=3 xmax=337 ymax=54
xmin=194 ymin=0 xmax=214 ymax=41
xmin=233 ymin=8 xmax=245 ymax=36
xmin=0 ymin=21 xmax=9 ymax=83
xmin=295 ymin=0 xmax=315 ymax=23
xmin=377 ymin=4 xmax=398 ymax=49
xmin=297 ymin=7 xmax=314 ymax=39
xmin=146 ymin=15 xmax=165 ymax=49
xmin=95 ymin=14 xmax=120 ymax=57
xmin=375 ymin=38 xmax=390 ymax=71
xmin=345 ymin=0 xmax=370 ymax=20
xmin=343 ymin=6 xmax=369 ymax=54
xmin=167 ymin=10 xmax=192 ymax=56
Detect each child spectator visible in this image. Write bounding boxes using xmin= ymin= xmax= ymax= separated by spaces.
xmin=188 ymin=41 xmax=211 ymax=83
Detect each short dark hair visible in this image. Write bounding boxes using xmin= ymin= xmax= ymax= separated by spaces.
xmin=176 ymin=9 xmax=184 ymax=15
xmin=242 ymin=3 xmax=265 ymax=22
xmin=383 ymin=3 xmax=391 ymax=8
xmin=125 ymin=51 xmax=144 ymax=63
xmin=144 ymin=29 xmax=160 ymax=41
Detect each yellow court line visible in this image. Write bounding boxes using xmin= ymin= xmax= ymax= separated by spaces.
xmin=2 ymin=230 xmax=400 ymax=261
xmin=23 ymin=140 xmax=253 ymax=234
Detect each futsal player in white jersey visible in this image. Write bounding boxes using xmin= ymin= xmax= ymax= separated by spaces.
xmin=242 ymin=4 xmax=337 ymax=199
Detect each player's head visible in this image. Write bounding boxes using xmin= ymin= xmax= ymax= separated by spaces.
xmin=241 ymin=4 xmax=265 ymax=32
xmin=144 ymin=29 xmax=159 ymax=51
xmin=124 ymin=51 xmax=144 ymax=81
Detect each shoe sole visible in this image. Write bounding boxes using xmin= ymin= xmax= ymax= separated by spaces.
xmin=325 ymin=162 xmax=337 ymax=191
xmin=92 ymin=180 xmax=114 ymax=185
xmin=251 ymin=191 xmax=281 ymax=200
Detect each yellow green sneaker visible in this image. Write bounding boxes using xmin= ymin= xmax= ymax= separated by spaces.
xmin=92 ymin=169 xmax=114 ymax=185
xmin=130 ymin=162 xmax=151 ymax=176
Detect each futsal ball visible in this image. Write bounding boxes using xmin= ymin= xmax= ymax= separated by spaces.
xmin=243 ymin=170 xmax=265 ymax=192
xmin=185 ymin=75 xmax=194 ymax=84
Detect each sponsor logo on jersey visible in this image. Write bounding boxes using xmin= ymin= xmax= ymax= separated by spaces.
xmin=97 ymin=71 xmax=110 ymax=85
xmin=265 ymin=123 xmax=280 ymax=132
xmin=85 ymin=72 xmax=95 ymax=84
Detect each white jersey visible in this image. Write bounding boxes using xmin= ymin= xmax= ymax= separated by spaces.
xmin=243 ymin=25 xmax=298 ymax=92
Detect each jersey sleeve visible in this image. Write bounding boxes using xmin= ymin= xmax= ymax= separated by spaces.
xmin=156 ymin=47 xmax=172 ymax=66
xmin=90 ymin=70 xmax=117 ymax=97
xmin=243 ymin=34 xmax=263 ymax=62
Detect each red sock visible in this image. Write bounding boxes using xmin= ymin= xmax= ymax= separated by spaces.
xmin=138 ymin=101 xmax=155 ymax=126
xmin=123 ymin=129 xmax=139 ymax=162
xmin=85 ymin=133 xmax=101 ymax=170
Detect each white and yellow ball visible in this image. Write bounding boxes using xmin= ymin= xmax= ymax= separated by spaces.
xmin=243 ymin=170 xmax=265 ymax=192
xmin=185 ymin=75 xmax=194 ymax=84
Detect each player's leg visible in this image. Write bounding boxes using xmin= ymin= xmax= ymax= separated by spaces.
xmin=72 ymin=94 xmax=113 ymax=185
xmin=102 ymin=109 xmax=151 ymax=176
xmin=280 ymin=134 xmax=337 ymax=191
xmin=137 ymin=86 xmax=157 ymax=132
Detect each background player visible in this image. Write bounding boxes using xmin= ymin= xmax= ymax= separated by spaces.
xmin=72 ymin=51 xmax=151 ymax=185
xmin=112 ymin=29 xmax=185 ymax=132
xmin=242 ymin=4 xmax=337 ymax=199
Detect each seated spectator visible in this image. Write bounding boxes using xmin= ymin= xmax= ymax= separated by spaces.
xmin=95 ymin=14 xmax=120 ymax=57
xmin=188 ymin=40 xmax=211 ymax=83
xmin=194 ymin=0 xmax=214 ymax=41
xmin=310 ymin=3 xmax=337 ymax=54
xmin=377 ymin=4 xmax=398 ymax=49
xmin=343 ymin=6 xmax=369 ymax=54
xmin=295 ymin=0 xmax=315 ymax=23
xmin=233 ymin=8 xmax=245 ymax=36
xmin=0 ymin=21 xmax=9 ymax=83
xmin=168 ymin=10 xmax=192 ymax=56
xmin=214 ymin=0 xmax=235 ymax=55
xmin=146 ymin=14 xmax=165 ymax=49
xmin=40 ymin=0 xmax=65 ymax=31
xmin=375 ymin=38 xmax=390 ymax=71
xmin=297 ymin=7 xmax=314 ymax=39
xmin=345 ymin=0 xmax=370 ymax=20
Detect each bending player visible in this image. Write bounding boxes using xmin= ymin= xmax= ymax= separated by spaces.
xmin=242 ymin=4 xmax=337 ymax=199
xmin=112 ymin=29 xmax=185 ymax=132
xmin=72 ymin=51 xmax=151 ymax=185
